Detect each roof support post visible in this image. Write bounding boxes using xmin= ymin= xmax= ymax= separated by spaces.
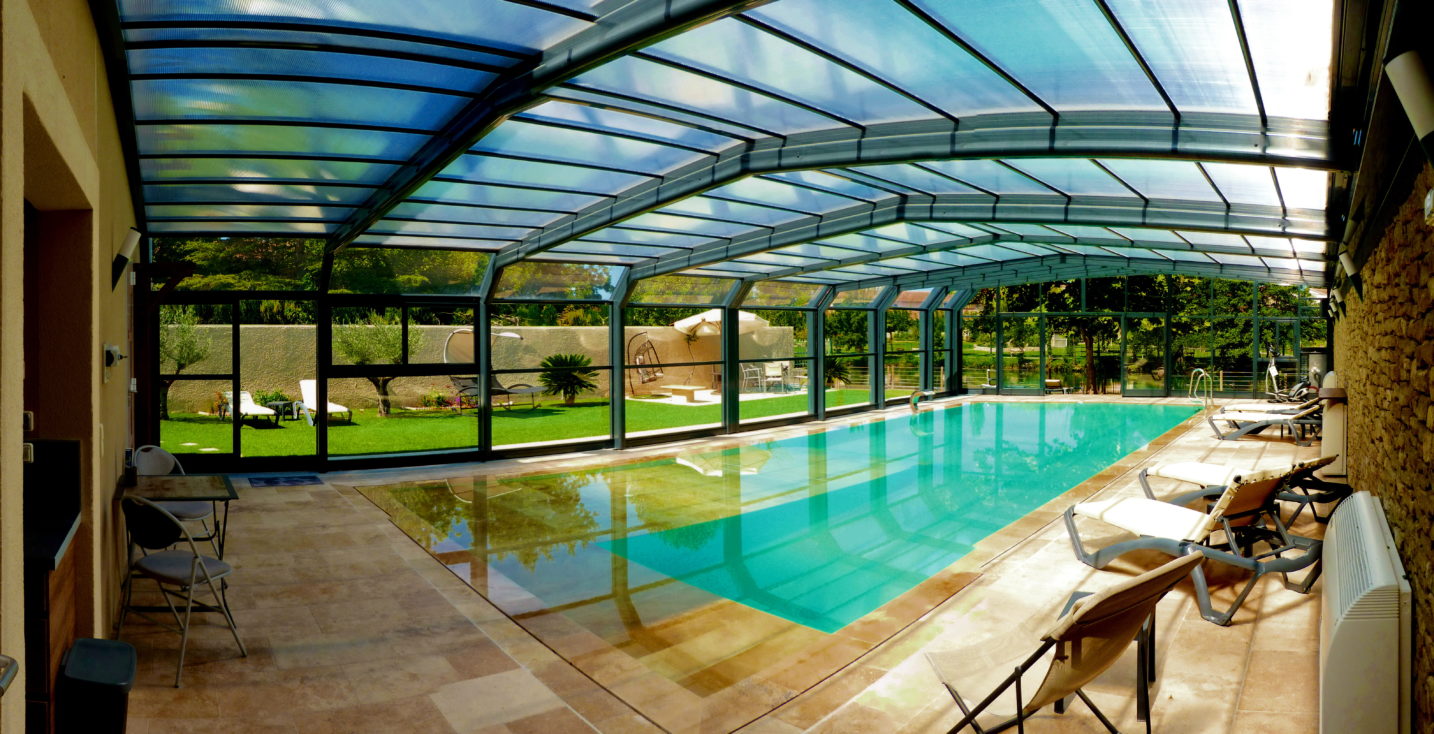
xmin=477 ymin=258 xmax=500 ymax=455
xmin=610 ymin=269 xmax=634 ymax=449
xmin=810 ymin=287 xmax=836 ymax=422
xmin=720 ymin=282 xmax=754 ymax=432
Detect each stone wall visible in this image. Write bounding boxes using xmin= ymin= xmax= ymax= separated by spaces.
xmin=164 ymin=324 xmax=792 ymax=413
xmin=1334 ymin=162 xmax=1434 ymax=726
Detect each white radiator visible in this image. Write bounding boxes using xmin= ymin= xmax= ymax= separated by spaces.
xmin=1320 ymin=491 xmax=1411 ymax=734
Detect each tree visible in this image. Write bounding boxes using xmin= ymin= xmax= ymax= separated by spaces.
xmin=158 ymin=306 xmax=210 ymax=419
xmin=538 ymin=354 xmax=599 ymax=406
xmin=331 ymin=312 xmax=423 ymax=417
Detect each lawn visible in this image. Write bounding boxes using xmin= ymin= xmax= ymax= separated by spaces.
xmin=159 ymin=388 xmax=907 ymax=457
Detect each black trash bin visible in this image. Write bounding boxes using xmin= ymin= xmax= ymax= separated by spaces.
xmin=56 ymin=638 xmax=136 ymax=734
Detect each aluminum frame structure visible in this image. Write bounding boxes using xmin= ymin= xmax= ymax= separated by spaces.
xmin=99 ymin=0 xmax=1363 ymax=294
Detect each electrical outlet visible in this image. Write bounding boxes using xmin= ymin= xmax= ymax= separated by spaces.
xmin=22 ymin=443 xmax=34 ymax=464
xmin=22 ymin=411 xmax=34 ymax=432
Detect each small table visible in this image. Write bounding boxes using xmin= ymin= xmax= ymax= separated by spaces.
xmin=664 ymin=385 xmax=706 ymax=403
xmin=266 ymin=400 xmax=301 ymax=421
xmin=126 ymin=474 xmax=238 ymax=557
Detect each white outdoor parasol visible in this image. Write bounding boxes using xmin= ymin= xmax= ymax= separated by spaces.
xmin=670 ymin=308 xmax=767 ymax=336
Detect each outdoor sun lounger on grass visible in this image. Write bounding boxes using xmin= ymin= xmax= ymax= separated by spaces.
xmin=298 ymin=379 xmax=352 ymax=425
xmin=927 ymin=553 xmax=1202 ymax=733
xmin=219 ymin=391 xmax=278 ymax=426
xmin=1064 ymin=465 xmax=1323 ymax=626
xmin=1206 ymin=404 xmax=1322 ymax=446
xmin=1137 ymin=455 xmax=1346 ymax=525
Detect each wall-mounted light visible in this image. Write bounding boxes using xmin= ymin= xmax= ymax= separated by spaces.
xmin=1387 ymin=49 xmax=1434 ymax=164
xmin=103 ymin=344 xmax=126 ymax=367
xmin=1336 ymin=250 xmax=1363 ymax=299
xmin=110 ymin=228 xmax=142 ymax=290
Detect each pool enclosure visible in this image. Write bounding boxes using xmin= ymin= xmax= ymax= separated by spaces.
xmin=101 ymin=0 xmax=1354 ymax=470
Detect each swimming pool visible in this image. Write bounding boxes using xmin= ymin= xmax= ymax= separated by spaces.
xmin=364 ymin=401 xmax=1196 ymax=633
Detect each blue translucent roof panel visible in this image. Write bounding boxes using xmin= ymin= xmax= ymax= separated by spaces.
xmin=118 ymin=0 xmax=590 ymax=54
xmin=516 ymin=101 xmax=739 ymax=151
xmin=866 ymin=223 xmax=958 ymax=246
xmin=1178 ymin=231 xmax=1249 ymax=248
xmin=146 ymin=204 xmax=352 ymax=221
xmin=571 ymin=56 xmax=840 ymax=135
xmin=915 ymin=0 xmax=1166 ymax=111
xmin=552 ymin=241 xmax=676 ymax=259
xmin=711 ymin=177 xmax=866 ymax=212
xmin=1004 ymin=159 xmax=1135 ymax=197
xmin=368 ymin=221 xmax=531 ymax=240
xmin=1097 ymin=159 xmax=1221 ymax=202
xmin=1103 ymin=0 xmax=1258 ymax=115
xmin=1108 ymin=227 xmax=1188 ymax=243
xmin=661 ymin=197 xmax=806 ymax=227
xmin=776 ymin=243 xmax=877 ymax=260
xmin=122 ymin=26 xmax=524 ymax=69
xmin=144 ymin=183 xmax=375 ymax=205
xmin=132 ymin=79 xmax=466 ymax=130
xmin=140 ymin=158 xmax=400 ymax=185
xmin=127 ymin=47 xmax=495 ymax=93
xmin=579 ymin=228 xmax=714 ymax=247
xmin=149 ymin=220 xmax=333 ymax=234
xmin=410 ymin=180 xmax=602 ymax=211
xmin=352 ymin=235 xmax=502 ymax=250
xmin=440 ymin=155 xmax=650 ymax=192
xmin=620 ymin=213 xmax=755 ymax=238
xmin=1274 ymin=168 xmax=1330 ymax=209
xmin=849 ymin=165 xmax=981 ymax=194
xmin=920 ymin=222 xmax=1002 ymax=239
xmin=136 ymin=124 xmax=428 ymax=160
xmin=817 ymin=234 xmax=918 ymax=254
xmin=919 ymin=160 xmax=1056 ymax=195
xmin=911 ymin=251 xmax=991 ymax=267
xmin=646 ymin=18 xmax=933 ymax=125
xmin=472 ymin=121 xmax=703 ymax=174
xmin=1044 ymin=224 xmax=1121 ymax=239
xmin=388 ymin=203 xmax=564 ymax=228
xmin=748 ymin=0 xmax=1040 ymax=118
xmin=1201 ymin=163 xmax=1281 ymax=207
xmin=760 ymin=172 xmax=890 ymax=201
xmin=1239 ymin=0 xmax=1333 ymax=119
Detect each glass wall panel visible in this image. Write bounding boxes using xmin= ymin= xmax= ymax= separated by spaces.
xmin=1086 ymin=277 xmax=1125 ymax=311
xmin=829 ymin=286 xmax=885 ymax=308
xmin=884 ymin=308 xmax=922 ymax=393
xmin=1000 ymin=283 xmax=1043 ymax=312
xmin=629 ymin=274 xmax=736 ymax=305
xmin=239 ymin=299 xmax=316 ymax=458
xmin=743 ymin=280 xmax=823 ymax=308
xmin=1259 ymin=319 xmax=1299 ymax=393
xmin=1170 ymin=276 xmax=1211 ymax=316
xmin=151 ymin=236 xmax=325 ymax=291
xmin=325 ymin=376 xmax=479 ymax=456
xmin=489 ymin=304 xmax=612 ymax=447
xmin=1043 ymin=280 xmax=1080 ymax=312
xmin=1210 ymin=317 xmax=1255 ymax=393
xmin=625 ymin=306 xmax=721 ymax=436
xmin=493 ymin=261 xmax=624 ymax=300
xmin=739 ymin=309 xmax=811 ymax=423
xmin=332 ymin=306 xmax=407 ymax=366
xmin=1044 ymin=318 xmax=1079 ymax=391
xmin=824 ymin=309 xmax=873 ymax=408
xmin=961 ymin=291 xmax=997 ymax=389
xmin=1212 ymin=280 xmax=1253 ymax=313
xmin=933 ymin=309 xmax=950 ymax=391
xmin=1123 ymin=317 xmax=1166 ymax=395
xmin=159 ymin=379 xmax=234 ymax=457
xmin=329 ymin=247 xmax=489 ymax=295
xmin=1000 ymin=316 xmax=1040 ymax=390
xmin=1169 ymin=317 xmax=1212 ymax=394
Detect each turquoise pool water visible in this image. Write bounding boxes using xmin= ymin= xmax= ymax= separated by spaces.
xmin=372 ymin=401 xmax=1196 ymax=635
xmin=597 ymin=401 xmax=1196 ymax=632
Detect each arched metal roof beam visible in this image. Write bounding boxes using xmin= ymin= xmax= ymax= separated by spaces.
xmin=745 ymin=232 xmax=1323 ymax=283
xmin=823 ymin=255 xmax=1323 ymax=293
xmin=494 ymin=112 xmax=1340 ymax=267
xmin=326 ymin=0 xmax=776 ymax=252
xmin=625 ymin=192 xmax=1331 ymax=280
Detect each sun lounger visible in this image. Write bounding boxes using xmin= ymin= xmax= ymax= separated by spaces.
xmin=1220 ymin=395 xmax=1321 ymax=414
xmin=220 ymin=391 xmax=278 ymax=426
xmin=1138 ymin=456 xmax=1346 ymax=525
xmin=1064 ymin=465 xmax=1322 ymax=625
xmin=928 ymin=553 xmax=1202 ymax=732
xmin=298 ymin=379 xmax=352 ymax=425
xmin=1206 ymin=404 xmax=1322 ymax=446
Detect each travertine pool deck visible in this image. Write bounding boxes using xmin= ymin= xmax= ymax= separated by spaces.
xmin=124 ymin=394 xmax=1332 ymax=733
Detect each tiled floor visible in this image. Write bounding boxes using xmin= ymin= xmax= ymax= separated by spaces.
xmin=124 ymin=396 xmax=1333 ymax=733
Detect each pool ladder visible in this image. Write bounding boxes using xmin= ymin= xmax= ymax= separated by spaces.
xmin=1188 ymin=368 xmax=1214 ymax=412
xmin=910 ymin=389 xmax=935 ymax=412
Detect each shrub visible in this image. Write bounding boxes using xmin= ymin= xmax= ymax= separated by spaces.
xmin=421 ymin=390 xmax=453 ymax=408
xmin=539 ymin=353 xmax=599 ymax=406
xmin=253 ymin=390 xmax=290 ymax=405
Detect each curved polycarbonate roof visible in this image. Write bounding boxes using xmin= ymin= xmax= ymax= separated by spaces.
xmin=107 ymin=0 xmax=1344 ymax=292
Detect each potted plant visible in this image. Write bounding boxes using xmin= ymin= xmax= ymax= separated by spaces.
xmin=538 ymin=353 xmax=600 ymax=406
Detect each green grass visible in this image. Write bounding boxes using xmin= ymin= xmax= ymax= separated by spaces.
xmin=159 ymin=388 xmax=905 ymax=457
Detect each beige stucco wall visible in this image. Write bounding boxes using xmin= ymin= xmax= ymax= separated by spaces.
xmin=2 ymin=0 xmax=137 ymax=728
xmin=1332 ymin=162 xmax=1434 ymax=727
xmin=165 ymin=324 xmax=793 ymax=411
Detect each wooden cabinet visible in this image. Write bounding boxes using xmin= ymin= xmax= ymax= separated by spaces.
xmin=23 ymin=440 xmax=81 ymax=734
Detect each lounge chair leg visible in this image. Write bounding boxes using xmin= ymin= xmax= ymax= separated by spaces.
xmin=1073 ymin=689 xmax=1118 ymax=733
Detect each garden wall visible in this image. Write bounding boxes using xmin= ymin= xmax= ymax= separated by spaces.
xmin=1333 ymin=162 xmax=1434 ymax=725
xmin=163 ymin=324 xmax=792 ymax=413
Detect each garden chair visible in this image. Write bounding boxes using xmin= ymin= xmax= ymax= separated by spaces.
xmin=134 ymin=445 xmax=219 ymax=556
xmin=219 ymin=391 xmax=279 ymax=426
xmin=118 ymin=496 xmax=246 ymax=687
xmin=928 ymin=553 xmax=1202 ymax=733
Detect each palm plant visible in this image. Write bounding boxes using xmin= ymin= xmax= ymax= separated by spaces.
xmin=824 ymin=358 xmax=852 ymax=388
xmin=538 ymin=353 xmax=599 ymax=406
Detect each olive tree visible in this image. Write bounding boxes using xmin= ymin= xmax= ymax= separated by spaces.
xmin=331 ymin=312 xmax=424 ymax=417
